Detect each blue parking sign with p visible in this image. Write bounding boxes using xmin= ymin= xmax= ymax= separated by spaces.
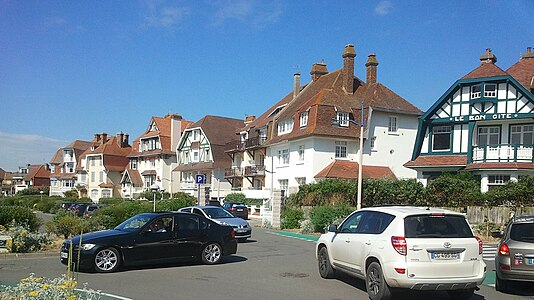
xmin=195 ymin=174 xmax=206 ymax=184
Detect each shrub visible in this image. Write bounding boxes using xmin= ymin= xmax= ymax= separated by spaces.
xmin=310 ymin=205 xmax=354 ymax=233
xmin=98 ymin=198 xmax=124 ymax=206
xmin=0 ymin=206 xmax=40 ymax=231
xmin=1 ymin=223 xmax=52 ymax=253
xmin=158 ymin=197 xmax=196 ymax=211
xmin=63 ymin=190 xmax=79 ymax=198
xmin=224 ymin=193 xmax=247 ymax=203
xmin=294 ymin=179 xmax=357 ymax=206
xmin=34 ymin=198 xmax=63 ymax=214
xmin=363 ymin=178 xmax=425 ymax=206
xmin=45 ymin=211 xmax=102 ymax=238
xmin=17 ymin=187 xmax=48 ymax=196
xmin=91 ymin=201 xmax=152 ymax=229
xmin=425 ymin=172 xmax=482 ymax=207
xmin=281 ymin=207 xmax=304 ymax=229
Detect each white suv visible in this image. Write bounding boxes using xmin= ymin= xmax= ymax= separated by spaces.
xmin=316 ymin=206 xmax=486 ymax=300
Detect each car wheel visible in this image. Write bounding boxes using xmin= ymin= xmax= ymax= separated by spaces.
xmin=317 ymin=247 xmax=335 ymax=279
xmin=447 ymin=288 xmax=475 ymax=300
xmin=366 ymin=262 xmax=391 ymax=300
xmin=495 ymin=274 xmax=508 ymax=293
xmin=94 ymin=247 xmax=120 ymax=273
xmin=201 ymin=243 xmax=222 ymax=264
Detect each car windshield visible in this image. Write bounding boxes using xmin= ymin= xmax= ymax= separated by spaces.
xmin=510 ymin=223 xmax=534 ymax=243
xmin=203 ymin=207 xmax=234 ymax=219
xmin=115 ymin=214 xmax=153 ymax=231
xmin=404 ymin=214 xmax=473 ymax=238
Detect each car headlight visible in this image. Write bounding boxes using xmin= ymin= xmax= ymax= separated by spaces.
xmin=81 ymin=243 xmax=96 ymax=251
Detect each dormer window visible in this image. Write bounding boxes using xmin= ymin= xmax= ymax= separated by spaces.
xmin=299 ymin=111 xmax=308 ymax=128
xmin=150 ymin=122 xmax=158 ymax=132
xmin=278 ymin=119 xmax=294 ymax=135
xmin=471 ymin=85 xmax=481 ymax=99
xmin=337 ymin=112 xmax=349 ymax=127
xmin=193 ymin=129 xmax=200 ymax=141
xmin=484 ymin=83 xmax=497 ymax=97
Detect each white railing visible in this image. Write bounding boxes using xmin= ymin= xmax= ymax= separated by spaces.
xmin=472 ymin=144 xmax=534 ymax=163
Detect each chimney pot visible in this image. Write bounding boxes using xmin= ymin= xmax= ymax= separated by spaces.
xmin=244 ymin=115 xmax=256 ymax=125
xmin=480 ymin=48 xmax=497 ymax=64
xmin=522 ymin=47 xmax=534 ymax=59
xmin=293 ymin=72 xmax=301 ymax=99
xmin=310 ymin=61 xmax=328 ymax=82
xmin=342 ymin=44 xmax=356 ymax=94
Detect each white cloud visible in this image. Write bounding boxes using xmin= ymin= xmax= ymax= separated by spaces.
xmin=0 ymin=132 xmax=67 ymax=172
xmin=210 ymin=0 xmax=282 ymax=28
xmin=375 ymin=0 xmax=393 ymax=16
xmin=143 ymin=0 xmax=191 ymax=28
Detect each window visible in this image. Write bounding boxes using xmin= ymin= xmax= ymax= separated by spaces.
xmin=99 ymin=171 xmax=104 ymax=182
xmin=484 ymin=83 xmax=497 ymax=97
xmin=471 ymin=85 xmax=481 ymax=99
xmin=142 ymin=138 xmax=158 ymax=151
xmin=337 ymin=112 xmax=349 ymax=127
xmin=90 ymin=172 xmax=95 ymax=183
xmin=144 ymin=175 xmax=156 ymax=188
xmin=193 ymin=151 xmax=199 ymax=162
xmin=101 ymin=190 xmax=111 ymax=198
xmin=511 ymin=125 xmax=534 ymax=145
xmin=388 ymin=116 xmax=398 ymax=133
xmin=432 ymin=125 xmax=452 ymax=151
xmin=278 ymin=119 xmax=294 ymax=135
xmin=335 ymin=141 xmax=347 ymax=158
xmin=370 ymin=136 xmax=376 ymax=150
xmin=90 ymin=158 xmax=95 ymax=167
xmin=339 ymin=212 xmax=365 ymax=233
xmin=131 ymin=159 xmax=138 ymax=169
xmin=488 ymin=175 xmax=510 ymax=191
xmin=298 ymin=145 xmax=305 ymax=161
xmin=66 ymin=163 xmax=74 ymax=173
xmin=151 ymin=159 xmax=156 ymax=167
xmin=181 ymin=172 xmax=193 ymax=183
xmin=295 ymin=177 xmax=306 ymax=186
xmin=278 ymin=179 xmax=288 ymax=193
xmin=204 ymin=149 xmax=210 ymax=161
xmin=80 ymin=173 xmax=86 ymax=183
xmin=299 ymin=111 xmax=308 ymax=127
xmin=477 ymin=126 xmax=500 ymax=146
xmin=278 ymin=149 xmax=289 ymax=165
xmin=62 ymin=180 xmax=74 ymax=188
xmin=90 ymin=189 xmax=98 ymax=199
xmin=357 ymin=212 xmax=395 ymax=234
xmin=193 ymin=130 xmax=200 ymax=141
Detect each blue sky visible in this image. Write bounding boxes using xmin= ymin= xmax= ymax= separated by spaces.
xmin=1 ymin=0 xmax=533 ymax=171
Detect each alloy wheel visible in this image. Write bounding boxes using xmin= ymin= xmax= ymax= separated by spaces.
xmin=95 ymin=249 xmax=118 ymax=272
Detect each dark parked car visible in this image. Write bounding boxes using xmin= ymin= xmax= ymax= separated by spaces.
xmin=60 ymin=202 xmax=76 ymax=210
xmin=84 ymin=204 xmax=101 ymax=218
xmin=179 ymin=206 xmax=252 ymax=241
xmin=72 ymin=203 xmax=89 ymax=217
xmin=222 ymin=202 xmax=249 ymax=219
xmin=492 ymin=215 xmax=534 ymax=292
xmin=60 ymin=212 xmax=238 ymax=272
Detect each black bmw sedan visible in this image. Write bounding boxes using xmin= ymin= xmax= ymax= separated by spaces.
xmin=60 ymin=212 xmax=237 ymax=272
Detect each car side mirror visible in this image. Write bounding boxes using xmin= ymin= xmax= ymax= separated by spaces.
xmin=491 ymin=230 xmax=503 ymax=239
xmin=327 ymin=224 xmax=338 ymax=233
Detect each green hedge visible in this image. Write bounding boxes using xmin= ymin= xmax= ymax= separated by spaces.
xmin=281 ymin=207 xmax=304 ymax=229
xmin=0 ymin=206 xmax=40 ymax=231
xmin=309 ymin=205 xmax=354 ymax=233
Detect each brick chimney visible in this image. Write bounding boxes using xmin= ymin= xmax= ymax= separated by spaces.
xmin=480 ymin=48 xmax=497 ymax=64
xmin=522 ymin=47 xmax=534 ymax=59
xmin=94 ymin=133 xmax=101 ymax=142
xmin=365 ymin=53 xmax=379 ymax=84
xmin=124 ymin=134 xmax=129 ymax=147
xmin=342 ymin=44 xmax=356 ymax=94
xmin=244 ymin=115 xmax=256 ymax=126
xmin=293 ymin=72 xmax=301 ymax=99
xmin=310 ymin=60 xmax=328 ymax=82
xmin=101 ymin=133 xmax=108 ymax=143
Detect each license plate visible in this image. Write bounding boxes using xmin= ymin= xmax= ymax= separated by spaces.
xmin=431 ymin=252 xmax=460 ymax=260
xmin=60 ymin=252 xmax=68 ymax=259
xmin=528 ymin=258 xmax=534 ymax=265
xmin=237 ymin=209 xmax=243 ymax=212
xmin=236 ymin=229 xmax=247 ymax=233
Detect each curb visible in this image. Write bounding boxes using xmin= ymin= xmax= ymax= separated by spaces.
xmin=270 ymin=231 xmax=319 ymax=242
xmin=0 ymin=251 xmax=58 ymax=259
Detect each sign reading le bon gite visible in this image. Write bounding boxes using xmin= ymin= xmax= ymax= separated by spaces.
xmin=450 ymin=113 xmax=524 ymax=122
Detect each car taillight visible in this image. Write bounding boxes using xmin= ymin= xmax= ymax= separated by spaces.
xmin=230 ymin=207 xmax=236 ymax=211
xmin=499 ymin=243 xmax=510 ymax=256
xmin=475 ymin=236 xmax=483 ymax=255
xmin=231 ymin=229 xmax=235 ymax=239
xmin=391 ymin=236 xmax=407 ymax=256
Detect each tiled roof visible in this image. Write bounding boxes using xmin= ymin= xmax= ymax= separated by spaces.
xmin=191 ymin=115 xmax=243 ymax=146
xmin=123 ymin=169 xmax=143 ymax=186
xmin=315 ymin=160 xmax=396 ymax=180
xmin=98 ymin=183 xmax=114 ymax=188
xmin=80 ymin=135 xmax=131 ymax=172
xmin=141 ymin=170 xmax=157 ymax=175
xmin=465 ymin=163 xmax=534 ymax=170
xmin=130 ymin=115 xmax=192 ymax=157
xmin=461 ymin=62 xmax=508 ymax=80
xmin=0 ymin=168 xmax=5 ymax=180
xmin=240 ymin=90 xmax=299 ymax=132
xmin=404 ymin=155 xmax=468 ymax=168
xmin=49 ymin=149 xmax=63 ymax=164
xmin=506 ymin=56 xmax=534 ymax=91
xmin=24 ymin=165 xmax=50 ymax=180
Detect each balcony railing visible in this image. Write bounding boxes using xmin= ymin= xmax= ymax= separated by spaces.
xmin=224 ymin=168 xmax=243 ymax=178
xmin=244 ymin=165 xmax=266 ymax=176
xmin=471 ymin=144 xmax=534 ymax=163
xmin=245 ymin=136 xmax=267 ymax=148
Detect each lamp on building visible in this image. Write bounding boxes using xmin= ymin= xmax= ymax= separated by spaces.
xmin=150 ymin=183 xmax=160 ymax=212
xmin=331 ymin=101 xmax=367 ymax=210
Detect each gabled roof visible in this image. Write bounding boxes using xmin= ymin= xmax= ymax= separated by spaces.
xmin=24 ymin=164 xmax=50 ymax=180
xmin=189 ymin=115 xmax=243 ymax=146
xmin=461 ymin=62 xmax=508 ymax=79
xmin=80 ymin=135 xmax=131 ymax=172
xmin=121 ymin=169 xmax=143 ymax=186
xmin=315 ymin=160 xmax=396 ymax=180
xmin=50 ymin=140 xmax=92 ymax=165
xmin=404 ymin=155 xmax=468 ymax=168
xmin=507 ymin=53 xmax=534 ymax=91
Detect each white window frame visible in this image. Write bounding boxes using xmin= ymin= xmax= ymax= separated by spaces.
xmin=298 ymin=145 xmax=305 ymax=161
xmin=335 ymin=141 xmax=348 ymax=158
xmin=99 ymin=171 xmax=104 ymax=182
xmin=299 ymin=111 xmax=308 ymax=128
xmin=471 ymin=85 xmax=481 ymax=99
xmin=90 ymin=172 xmax=95 ymax=183
xmin=295 ymin=177 xmax=306 ymax=186
xmin=278 ymin=149 xmax=289 ymax=165
xmin=278 ymin=119 xmax=294 ymax=135
xmin=388 ymin=116 xmax=398 ymax=133
xmin=484 ymin=83 xmax=497 ymax=98
xmin=487 ymin=175 xmax=510 ymax=191
xmin=432 ymin=125 xmax=452 ymax=151
xmin=337 ymin=112 xmax=349 ymax=127
xmin=370 ymin=136 xmax=377 ymax=150
xmin=278 ymin=179 xmax=288 ymax=193
xmin=511 ymin=124 xmax=534 ymax=145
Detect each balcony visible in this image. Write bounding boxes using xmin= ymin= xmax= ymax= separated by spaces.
xmin=244 ymin=165 xmax=266 ymax=176
xmin=245 ymin=136 xmax=267 ymax=148
xmin=224 ymin=168 xmax=243 ymax=178
xmin=471 ymin=144 xmax=534 ymax=163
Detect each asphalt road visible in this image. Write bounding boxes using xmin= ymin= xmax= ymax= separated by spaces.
xmin=1 ymin=228 xmax=533 ymax=300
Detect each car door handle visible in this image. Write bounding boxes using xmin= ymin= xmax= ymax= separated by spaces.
xmin=345 ymin=239 xmax=351 ymax=243
xmin=365 ymin=241 xmax=372 ymax=245
xmin=409 ymin=246 xmax=423 ymax=251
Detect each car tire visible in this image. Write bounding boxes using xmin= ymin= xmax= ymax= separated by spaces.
xmin=447 ymin=288 xmax=475 ymax=300
xmin=201 ymin=242 xmax=222 ymax=265
xmin=366 ymin=262 xmax=391 ymax=300
xmin=495 ymin=273 xmax=508 ymax=293
xmin=94 ymin=247 xmax=121 ymax=273
xmin=318 ymin=247 xmax=336 ymax=279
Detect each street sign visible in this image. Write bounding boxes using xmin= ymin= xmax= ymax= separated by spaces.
xmin=195 ymin=174 xmax=206 ymax=184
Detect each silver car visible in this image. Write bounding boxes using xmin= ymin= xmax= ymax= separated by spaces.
xmin=179 ymin=206 xmax=252 ymax=241
xmin=493 ymin=215 xmax=534 ymax=293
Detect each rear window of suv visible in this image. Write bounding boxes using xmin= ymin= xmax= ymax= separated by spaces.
xmin=404 ymin=214 xmax=473 ymax=238
xmin=510 ymin=223 xmax=534 ymax=243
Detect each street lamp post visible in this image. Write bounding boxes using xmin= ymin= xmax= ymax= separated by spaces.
xmin=39 ymin=190 xmax=44 ymax=202
xmin=150 ymin=183 xmax=159 ymax=212
xmin=333 ymin=101 xmax=367 ymax=210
